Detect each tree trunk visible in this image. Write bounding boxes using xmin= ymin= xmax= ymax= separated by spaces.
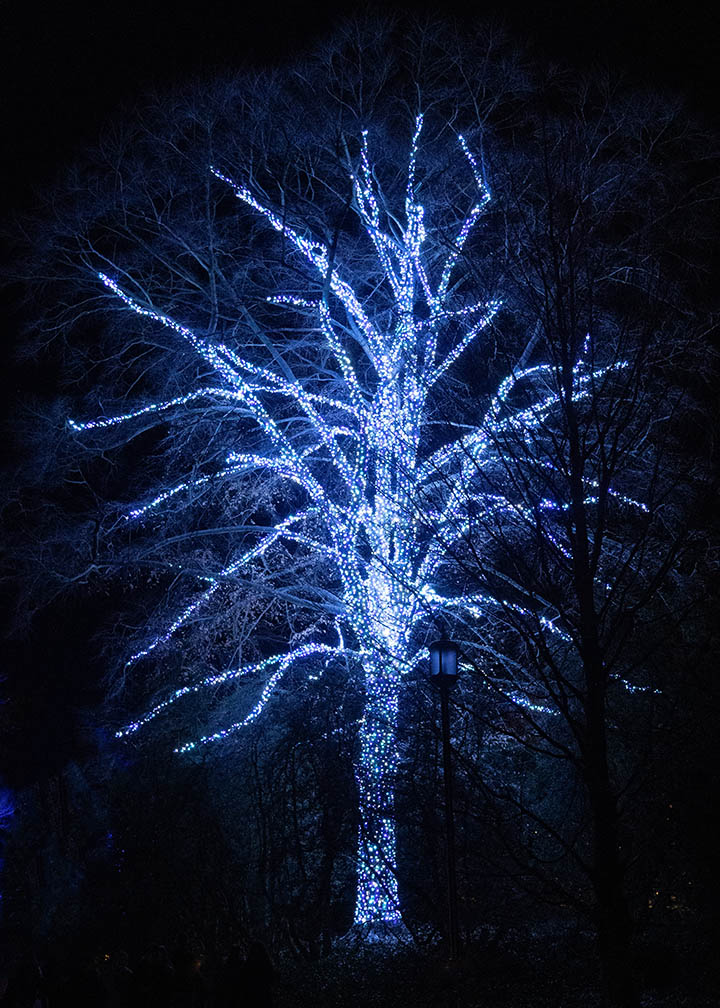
xmin=575 ymin=576 xmax=638 ymax=1007
xmin=584 ymin=674 xmax=638 ymax=1008
xmin=564 ymin=387 xmax=638 ymax=1007
xmin=353 ymin=661 xmax=402 ymax=926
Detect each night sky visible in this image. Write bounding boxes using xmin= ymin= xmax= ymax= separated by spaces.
xmin=3 ymin=1 xmax=720 ymax=213
xmin=3 ymin=0 xmax=719 ymax=463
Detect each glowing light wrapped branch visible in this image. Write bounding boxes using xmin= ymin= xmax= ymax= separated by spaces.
xmin=72 ymin=116 xmax=646 ymax=929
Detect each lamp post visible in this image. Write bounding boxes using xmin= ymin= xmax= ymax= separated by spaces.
xmin=429 ymin=638 xmax=460 ymax=960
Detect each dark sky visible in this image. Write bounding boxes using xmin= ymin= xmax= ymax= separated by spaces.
xmin=3 ymin=0 xmax=718 ymax=438
xmin=3 ymin=0 xmax=719 ymax=210
xmin=2 ymin=0 xmax=718 ymax=790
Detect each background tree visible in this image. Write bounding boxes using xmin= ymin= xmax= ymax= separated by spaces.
xmin=416 ymin=74 xmax=717 ymax=1005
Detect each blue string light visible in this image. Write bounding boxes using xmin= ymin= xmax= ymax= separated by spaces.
xmin=73 ymin=117 xmax=647 ymax=927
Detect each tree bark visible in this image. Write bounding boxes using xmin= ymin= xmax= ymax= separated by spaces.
xmin=353 ymin=661 xmax=402 ymax=926
xmin=583 ymin=655 xmax=638 ymax=1008
xmin=565 ymin=384 xmax=638 ymax=1008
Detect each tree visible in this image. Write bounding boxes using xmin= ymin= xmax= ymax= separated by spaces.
xmin=65 ymin=104 xmax=659 ymax=932
xmin=17 ymin=18 xmax=715 ymax=981
xmin=65 ymin=110 xmax=504 ymax=928
xmin=419 ymin=82 xmax=716 ymax=1005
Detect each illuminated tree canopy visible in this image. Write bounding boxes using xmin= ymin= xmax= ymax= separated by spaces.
xmin=66 ymin=100 xmax=656 ymax=930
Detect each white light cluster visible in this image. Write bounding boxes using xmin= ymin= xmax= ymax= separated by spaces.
xmin=172 ymin=644 xmax=368 ymax=753
xmin=74 ymin=117 xmax=649 ymax=927
xmin=610 ymin=675 xmax=661 ymax=695
xmin=506 ymin=691 xmax=559 ymax=716
xmin=420 ymin=587 xmax=572 ymax=643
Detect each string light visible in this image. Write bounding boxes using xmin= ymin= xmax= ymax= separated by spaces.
xmin=172 ymin=644 xmax=369 ymax=753
xmin=73 ymin=117 xmax=649 ymax=928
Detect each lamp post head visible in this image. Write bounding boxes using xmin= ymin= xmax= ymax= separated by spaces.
xmin=429 ymin=638 xmax=459 ymax=687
